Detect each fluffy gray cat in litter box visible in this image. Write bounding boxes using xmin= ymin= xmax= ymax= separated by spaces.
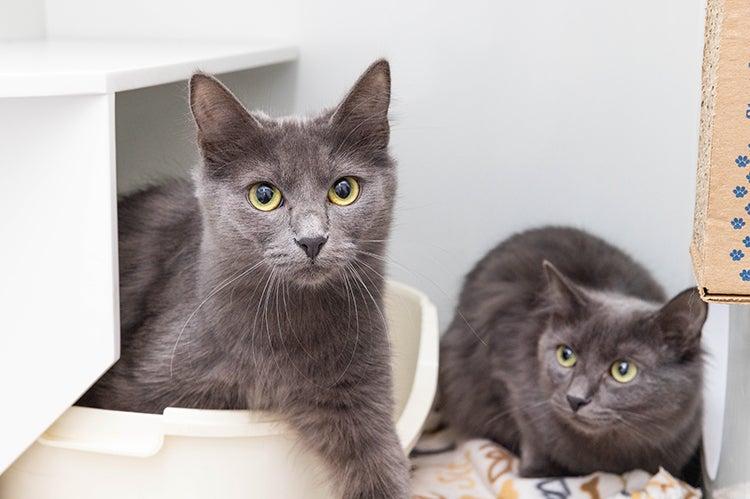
xmin=439 ymin=227 xmax=707 ymax=480
xmin=78 ymin=60 xmax=410 ymax=498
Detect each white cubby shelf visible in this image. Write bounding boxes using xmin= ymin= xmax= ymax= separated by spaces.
xmin=0 ymin=37 xmax=297 ymax=473
xmin=0 ymin=38 xmax=298 ymax=97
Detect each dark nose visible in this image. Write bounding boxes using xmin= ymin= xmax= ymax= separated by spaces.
xmin=295 ymin=236 xmax=328 ymax=259
xmin=566 ymin=394 xmax=591 ymax=412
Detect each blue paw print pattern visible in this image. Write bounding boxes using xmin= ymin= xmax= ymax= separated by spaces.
xmin=729 ymin=151 xmax=750 ymax=282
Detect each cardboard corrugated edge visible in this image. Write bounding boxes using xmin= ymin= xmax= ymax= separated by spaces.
xmin=690 ymin=0 xmax=750 ymax=303
xmin=695 ymin=289 xmax=750 ymax=303
xmin=691 ymin=0 xmax=722 ymax=298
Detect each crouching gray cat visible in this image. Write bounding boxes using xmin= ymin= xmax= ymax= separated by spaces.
xmin=439 ymin=226 xmax=707 ymax=479
xmin=78 ymin=60 xmax=410 ymax=498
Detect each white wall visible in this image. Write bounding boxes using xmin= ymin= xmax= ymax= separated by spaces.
xmin=293 ymin=0 xmax=705 ymax=324
xmin=43 ymin=0 xmax=300 ymax=41
xmin=0 ymin=0 xmax=45 ymax=39
xmin=41 ymin=0 xmax=705 ymax=326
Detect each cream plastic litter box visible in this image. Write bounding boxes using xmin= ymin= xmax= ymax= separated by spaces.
xmin=0 ymin=281 xmax=438 ymax=499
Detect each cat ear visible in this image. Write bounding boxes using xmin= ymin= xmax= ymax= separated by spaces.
xmin=543 ymin=260 xmax=588 ymax=316
xmin=654 ymin=287 xmax=707 ymax=355
xmin=189 ymin=73 xmax=262 ymax=174
xmin=330 ymin=59 xmax=391 ymax=156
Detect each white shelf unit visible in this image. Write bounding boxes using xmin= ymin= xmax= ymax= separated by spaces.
xmin=0 ymin=39 xmax=298 ymax=97
xmin=0 ymin=38 xmax=298 ymax=473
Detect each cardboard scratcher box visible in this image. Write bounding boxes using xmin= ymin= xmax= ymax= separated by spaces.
xmin=692 ymin=0 xmax=750 ymax=302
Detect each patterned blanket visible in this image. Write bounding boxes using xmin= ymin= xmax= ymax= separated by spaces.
xmin=410 ymin=422 xmax=701 ymax=499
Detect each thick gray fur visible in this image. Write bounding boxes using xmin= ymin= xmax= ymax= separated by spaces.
xmin=79 ymin=60 xmax=409 ymax=498
xmin=439 ymin=226 xmax=707 ymax=478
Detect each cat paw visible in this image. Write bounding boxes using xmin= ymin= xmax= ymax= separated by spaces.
xmin=342 ymin=458 xmax=410 ymax=499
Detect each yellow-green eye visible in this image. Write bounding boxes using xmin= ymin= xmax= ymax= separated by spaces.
xmin=611 ymin=360 xmax=637 ymax=383
xmin=328 ymin=177 xmax=360 ymax=206
xmin=248 ymin=182 xmax=282 ymax=211
xmin=556 ymin=345 xmax=577 ymax=368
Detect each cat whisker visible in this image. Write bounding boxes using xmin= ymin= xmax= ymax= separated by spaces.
xmin=250 ymin=267 xmax=275 ymax=375
xmin=354 ymin=257 xmax=427 ymax=331
xmin=356 ymin=249 xmax=488 ymax=347
xmin=333 ymin=265 xmax=361 ymax=386
xmin=614 ymin=415 xmax=662 ymax=449
xmin=336 ymin=268 xmax=354 ymax=369
xmin=272 ymin=274 xmax=317 ymax=384
xmin=352 ymin=237 xmax=454 ymax=256
xmin=484 ymin=400 xmax=549 ymax=428
xmin=239 ymin=264 xmax=272 ymax=346
xmin=349 ymin=262 xmax=388 ymax=331
xmin=170 ymin=260 xmax=263 ymax=378
xmin=351 ymin=258 xmax=386 ymax=291
xmin=614 ymin=408 xmax=661 ymax=428
xmin=282 ymin=278 xmax=314 ymax=360
xmin=264 ymin=272 xmax=282 ymax=373
xmin=260 ymin=265 xmax=366 ymax=389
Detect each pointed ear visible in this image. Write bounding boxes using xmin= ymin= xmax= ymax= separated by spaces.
xmin=330 ymin=59 xmax=391 ymax=156
xmin=543 ymin=260 xmax=588 ymax=317
xmin=654 ymin=287 xmax=707 ymax=355
xmin=189 ymin=73 xmax=262 ymax=175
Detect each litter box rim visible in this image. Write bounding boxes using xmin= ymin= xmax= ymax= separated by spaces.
xmin=34 ymin=281 xmax=439 ymax=458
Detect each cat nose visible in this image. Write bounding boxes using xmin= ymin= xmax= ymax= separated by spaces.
xmin=566 ymin=394 xmax=591 ymax=412
xmin=295 ymin=236 xmax=328 ymax=259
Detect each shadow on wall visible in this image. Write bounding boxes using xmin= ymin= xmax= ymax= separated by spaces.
xmin=115 ymin=61 xmax=299 ymax=195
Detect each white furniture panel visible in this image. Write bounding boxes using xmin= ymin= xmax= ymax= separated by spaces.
xmin=0 ymin=94 xmax=118 ymax=472
xmin=705 ymin=305 xmax=750 ymax=495
xmin=0 ymin=38 xmax=298 ymax=474
xmin=0 ymin=39 xmax=298 ymax=97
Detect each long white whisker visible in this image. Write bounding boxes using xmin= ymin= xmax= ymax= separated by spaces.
xmin=357 ymin=249 xmax=488 ymax=347
xmin=350 ymin=261 xmax=387 ymax=329
xmin=251 ymin=268 xmax=275 ymax=374
xmin=170 ymin=261 xmax=263 ymax=378
xmin=334 ymin=265 xmax=362 ymax=385
xmin=283 ymin=278 xmax=314 ymax=359
xmin=485 ymin=400 xmax=549 ymax=427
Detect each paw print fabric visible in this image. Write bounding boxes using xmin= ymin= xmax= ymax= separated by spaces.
xmin=410 ymin=418 xmax=701 ymax=499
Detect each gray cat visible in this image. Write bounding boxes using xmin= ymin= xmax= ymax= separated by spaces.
xmin=439 ymin=226 xmax=707 ymax=479
xmin=78 ymin=60 xmax=410 ymax=498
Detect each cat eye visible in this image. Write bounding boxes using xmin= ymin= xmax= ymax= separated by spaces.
xmin=555 ymin=345 xmax=577 ymax=368
xmin=328 ymin=177 xmax=360 ymax=206
xmin=610 ymin=360 xmax=637 ymax=383
xmin=248 ymin=182 xmax=283 ymax=211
